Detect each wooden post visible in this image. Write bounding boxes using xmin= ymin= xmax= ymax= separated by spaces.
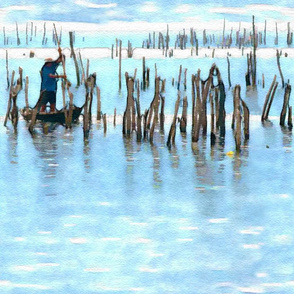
xmin=177 ymin=65 xmax=182 ymax=91
xmin=42 ymin=22 xmax=46 ymax=45
xmin=167 ymin=92 xmax=181 ymax=148
xmin=280 ymin=84 xmax=291 ymax=126
xmin=3 ymin=26 xmax=6 ymax=45
xmin=25 ymin=76 xmax=29 ymax=109
xmin=227 ymin=56 xmax=232 ymax=88
xmin=67 ymin=91 xmax=74 ymax=128
xmin=119 ymin=40 xmax=122 ymax=91
xmin=233 ymin=85 xmax=242 ymax=152
xmin=78 ymin=51 xmax=85 ymax=84
xmin=179 ymin=95 xmax=188 ymax=133
xmin=136 ymin=79 xmax=142 ymax=142
xmin=61 ymin=81 xmax=68 ymax=124
xmin=264 ymin=20 xmax=267 ymax=45
xmin=142 ymin=56 xmax=146 ymax=90
xmin=275 ymin=22 xmax=278 ymax=45
xmin=261 ymin=75 xmax=277 ymax=121
xmin=6 ymin=50 xmax=9 ymax=89
xmin=28 ymin=91 xmax=44 ymax=134
xmin=288 ymin=106 xmax=293 ymax=129
xmin=276 ymin=49 xmax=284 ymax=88
xmin=103 ymin=113 xmax=107 ymax=134
xmin=69 ymin=31 xmax=81 ymax=87
xmin=16 ymin=22 xmax=20 ymax=46
xmin=96 ymin=86 xmax=101 ymax=120
xmin=4 ymin=70 xmax=15 ymax=127
xmin=252 ymin=15 xmax=257 ymax=87
xmin=241 ymin=98 xmax=250 ymax=140
xmin=114 ymin=108 xmax=116 ymax=127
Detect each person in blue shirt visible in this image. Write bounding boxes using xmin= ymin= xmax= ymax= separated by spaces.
xmin=40 ymin=47 xmax=67 ymax=113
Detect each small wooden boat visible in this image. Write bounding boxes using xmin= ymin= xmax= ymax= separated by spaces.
xmin=20 ymin=105 xmax=83 ymax=124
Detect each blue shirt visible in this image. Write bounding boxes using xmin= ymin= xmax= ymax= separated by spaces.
xmin=41 ymin=61 xmax=60 ymax=91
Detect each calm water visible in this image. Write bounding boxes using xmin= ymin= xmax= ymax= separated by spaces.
xmin=1 ymin=50 xmax=294 ymax=293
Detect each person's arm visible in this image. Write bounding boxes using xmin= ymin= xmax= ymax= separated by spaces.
xmin=49 ymin=73 xmax=67 ymax=79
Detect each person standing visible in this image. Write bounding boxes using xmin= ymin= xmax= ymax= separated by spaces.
xmin=40 ymin=47 xmax=66 ymax=113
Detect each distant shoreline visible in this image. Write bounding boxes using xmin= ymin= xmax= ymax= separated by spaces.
xmin=0 ymin=47 xmax=292 ymax=60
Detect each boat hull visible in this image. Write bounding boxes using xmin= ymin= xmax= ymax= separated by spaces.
xmin=20 ymin=106 xmax=83 ymax=124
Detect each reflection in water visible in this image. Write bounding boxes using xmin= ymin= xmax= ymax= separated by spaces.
xmin=168 ymin=145 xmax=179 ymax=169
xmin=83 ymin=143 xmax=91 ymax=172
xmin=7 ymin=128 xmax=18 ymax=164
xmin=281 ymin=126 xmax=292 ymax=148
xmin=151 ymin=144 xmax=161 ymax=187
xmin=32 ymin=129 xmax=59 ymax=196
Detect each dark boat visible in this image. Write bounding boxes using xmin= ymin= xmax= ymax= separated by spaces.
xmin=20 ymin=105 xmax=83 ymax=124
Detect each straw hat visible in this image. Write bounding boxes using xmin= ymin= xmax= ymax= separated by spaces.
xmin=44 ymin=57 xmax=54 ymax=62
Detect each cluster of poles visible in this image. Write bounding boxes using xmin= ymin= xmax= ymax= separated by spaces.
xmin=2 ymin=17 xmax=294 ymax=153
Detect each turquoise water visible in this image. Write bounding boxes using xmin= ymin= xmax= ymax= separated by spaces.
xmin=1 ymin=43 xmax=294 ymax=293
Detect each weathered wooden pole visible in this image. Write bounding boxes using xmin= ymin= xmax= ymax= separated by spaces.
xmin=114 ymin=108 xmax=116 ymax=127
xmin=16 ymin=22 xmax=20 ymax=46
xmin=136 ymin=79 xmax=142 ymax=142
xmin=280 ymin=84 xmax=291 ymax=126
xmin=276 ymin=49 xmax=284 ymax=88
xmin=210 ymin=92 xmax=216 ymax=145
xmin=96 ymin=86 xmax=101 ymax=120
xmin=28 ymin=91 xmax=44 ymax=134
xmin=275 ymin=22 xmax=278 ymax=45
xmin=288 ymin=106 xmax=293 ymax=129
xmin=167 ymin=92 xmax=181 ymax=148
xmin=252 ymin=15 xmax=257 ymax=87
xmin=103 ymin=113 xmax=107 ymax=134
xmin=261 ymin=75 xmax=277 ymax=121
xmin=78 ymin=51 xmax=85 ymax=84
xmin=42 ymin=22 xmax=46 ymax=45
xmin=179 ymin=95 xmax=188 ymax=133
xmin=25 ymin=76 xmax=29 ymax=110
xmin=233 ymin=85 xmax=242 ymax=152
xmin=6 ymin=50 xmax=9 ymax=89
xmin=69 ymin=31 xmax=81 ymax=87
xmin=119 ymin=40 xmax=122 ymax=91
xmin=227 ymin=56 xmax=232 ymax=88
xmin=264 ymin=20 xmax=267 ymax=45
xmin=61 ymin=81 xmax=68 ymax=124
xmin=241 ymin=97 xmax=250 ymax=140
